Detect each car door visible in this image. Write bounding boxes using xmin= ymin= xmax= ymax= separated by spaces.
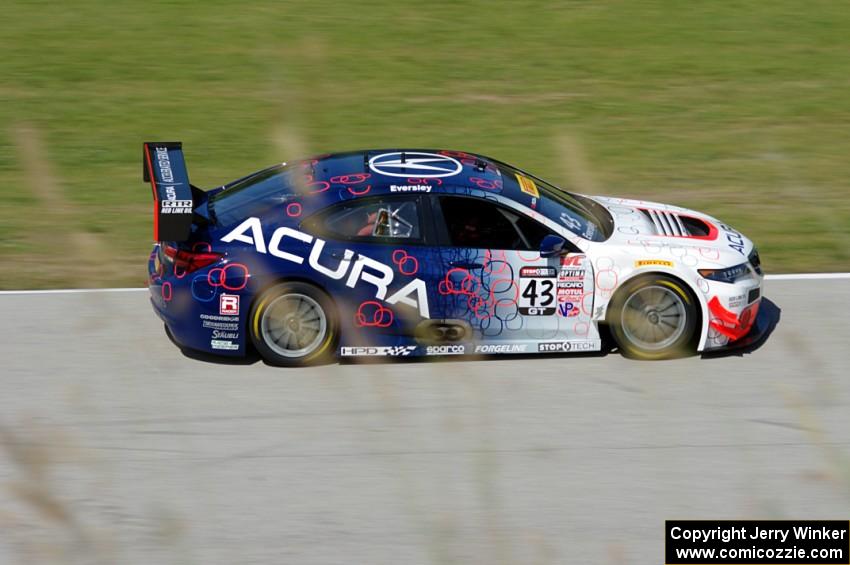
xmin=299 ymin=194 xmax=444 ymax=345
xmin=431 ymin=194 xmax=595 ymax=350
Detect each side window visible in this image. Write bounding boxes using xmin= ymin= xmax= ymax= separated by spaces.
xmin=439 ymin=196 xmax=554 ymax=250
xmin=514 ymin=214 xmax=555 ymax=250
xmin=302 ymin=197 xmax=422 ymax=242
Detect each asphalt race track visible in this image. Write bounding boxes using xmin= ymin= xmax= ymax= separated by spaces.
xmin=1 ymin=278 xmax=848 ymax=564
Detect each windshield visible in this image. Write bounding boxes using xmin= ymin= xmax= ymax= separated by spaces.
xmin=208 ymin=165 xmax=296 ymax=226
xmin=495 ymin=163 xmax=613 ymax=242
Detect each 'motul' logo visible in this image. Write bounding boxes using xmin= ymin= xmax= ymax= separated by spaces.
xmin=368 ymin=152 xmax=463 ymax=178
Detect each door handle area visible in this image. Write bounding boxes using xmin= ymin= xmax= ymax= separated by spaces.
xmin=449 ymin=261 xmax=484 ymax=270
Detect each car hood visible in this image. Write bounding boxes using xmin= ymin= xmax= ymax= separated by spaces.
xmin=587 ymin=196 xmax=755 ymax=265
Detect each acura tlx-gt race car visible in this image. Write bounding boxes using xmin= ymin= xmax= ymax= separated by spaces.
xmin=145 ymin=142 xmax=765 ymax=365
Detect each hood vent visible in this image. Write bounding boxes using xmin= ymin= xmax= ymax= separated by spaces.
xmin=679 ymin=216 xmax=712 ymax=237
xmin=639 ymin=209 xmax=713 ymax=238
xmin=641 ymin=209 xmax=685 ymax=236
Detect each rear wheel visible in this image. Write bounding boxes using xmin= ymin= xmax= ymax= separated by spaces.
xmin=249 ymin=282 xmax=337 ymax=366
xmin=608 ymin=275 xmax=698 ymax=360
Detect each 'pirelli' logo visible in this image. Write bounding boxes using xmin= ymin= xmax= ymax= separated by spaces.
xmin=515 ymin=173 xmax=539 ymax=198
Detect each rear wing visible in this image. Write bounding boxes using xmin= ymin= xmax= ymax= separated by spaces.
xmin=143 ymin=141 xmax=194 ymax=241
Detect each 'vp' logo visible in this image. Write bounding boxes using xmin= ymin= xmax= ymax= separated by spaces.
xmin=369 ymin=152 xmax=462 ymax=179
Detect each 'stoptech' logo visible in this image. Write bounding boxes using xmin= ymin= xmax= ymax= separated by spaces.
xmin=368 ymin=152 xmax=462 ymax=179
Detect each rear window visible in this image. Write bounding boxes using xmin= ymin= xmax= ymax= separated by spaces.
xmin=208 ymin=166 xmax=295 ymax=226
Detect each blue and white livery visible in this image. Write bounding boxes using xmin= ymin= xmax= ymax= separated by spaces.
xmin=145 ymin=144 xmax=764 ymax=365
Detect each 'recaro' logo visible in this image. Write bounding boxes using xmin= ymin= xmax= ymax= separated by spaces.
xmin=219 ymin=294 xmax=240 ymax=316
xmin=369 ymin=152 xmax=462 ymax=179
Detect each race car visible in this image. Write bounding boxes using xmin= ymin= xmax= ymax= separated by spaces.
xmin=145 ymin=142 xmax=764 ymax=365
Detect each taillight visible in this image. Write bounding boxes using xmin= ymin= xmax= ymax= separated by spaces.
xmin=163 ymin=245 xmax=223 ymax=274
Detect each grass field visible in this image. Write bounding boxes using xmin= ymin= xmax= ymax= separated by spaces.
xmin=2 ymin=0 xmax=849 ymax=288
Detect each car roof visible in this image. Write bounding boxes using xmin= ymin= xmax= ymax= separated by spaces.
xmin=294 ymin=149 xmax=538 ymax=205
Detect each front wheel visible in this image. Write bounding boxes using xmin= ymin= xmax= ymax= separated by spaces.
xmin=608 ymin=275 xmax=698 ymax=360
xmin=249 ymin=282 xmax=337 ymax=366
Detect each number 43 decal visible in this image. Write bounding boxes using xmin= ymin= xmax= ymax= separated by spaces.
xmin=518 ymin=266 xmax=557 ymax=316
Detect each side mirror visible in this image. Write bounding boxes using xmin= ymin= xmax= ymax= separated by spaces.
xmin=539 ymin=234 xmax=567 ymax=257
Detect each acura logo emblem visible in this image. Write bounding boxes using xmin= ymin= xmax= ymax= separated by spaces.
xmin=368 ymin=152 xmax=463 ymax=178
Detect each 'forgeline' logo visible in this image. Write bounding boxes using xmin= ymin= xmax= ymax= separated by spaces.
xmin=474 ymin=344 xmax=527 ymax=354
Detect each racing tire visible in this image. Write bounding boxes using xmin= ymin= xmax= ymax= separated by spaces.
xmin=608 ymin=274 xmax=698 ymax=360
xmin=249 ymin=282 xmax=338 ymax=367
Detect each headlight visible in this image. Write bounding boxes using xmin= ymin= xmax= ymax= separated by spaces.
xmin=698 ymin=263 xmax=751 ymax=283
xmin=748 ymin=248 xmax=762 ymax=275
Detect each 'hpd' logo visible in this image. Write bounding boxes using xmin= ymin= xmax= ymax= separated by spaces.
xmin=368 ymin=152 xmax=462 ymax=179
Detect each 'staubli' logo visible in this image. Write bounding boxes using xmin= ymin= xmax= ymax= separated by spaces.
xmin=368 ymin=152 xmax=463 ymax=179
